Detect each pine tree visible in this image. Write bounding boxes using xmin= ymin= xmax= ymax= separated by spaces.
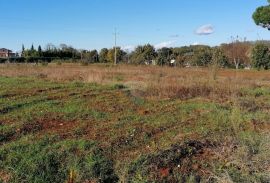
xmin=253 ymin=0 xmax=270 ymax=30
xmin=31 ymin=44 xmax=35 ymax=51
xmin=38 ymin=45 xmax=42 ymax=56
xmin=22 ymin=44 xmax=25 ymax=57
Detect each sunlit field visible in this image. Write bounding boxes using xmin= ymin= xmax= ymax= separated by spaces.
xmin=0 ymin=63 xmax=270 ymax=182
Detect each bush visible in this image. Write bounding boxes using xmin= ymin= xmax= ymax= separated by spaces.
xmin=251 ymin=43 xmax=270 ymax=70
xmin=113 ymin=83 xmax=126 ymax=90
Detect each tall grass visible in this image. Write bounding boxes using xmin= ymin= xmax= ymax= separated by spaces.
xmin=0 ymin=63 xmax=269 ymax=100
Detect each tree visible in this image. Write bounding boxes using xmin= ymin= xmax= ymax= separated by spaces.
xmin=156 ymin=47 xmax=173 ymax=66
xmin=107 ymin=47 xmax=126 ymax=63
xmin=99 ymin=48 xmax=109 ymax=63
xmin=210 ymin=48 xmax=229 ymax=80
xmin=253 ymin=0 xmax=270 ymax=30
xmin=221 ymin=37 xmax=250 ymax=69
xmin=130 ymin=44 xmax=157 ymax=64
xmin=31 ymin=44 xmax=35 ymax=52
xmin=192 ymin=46 xmax=212 ymax=66
xmin=45 ymin=43 xmax=56 ymax=51
xmin=117 ymin=49 xmax=127 ymax=63
xmin=84 ymin=50 xmax=99 ymax=63
xmin=251 ymin=43 xmax=270 ymax=70
xmin=38 ymin=45 xmax=42 ymax=57
xmin=211 ymin=47 xmax=229 ymax=68
xmin=172 ymin=46 xmax=193 ymax=67
xmin=90 ymin=50 xmax=99 ymax=63
xmin=22 ymin=44 xmax=25 ymax=57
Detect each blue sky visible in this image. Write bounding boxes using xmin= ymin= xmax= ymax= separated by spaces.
xmin=1 ymin=0 xmax=270 ymax=52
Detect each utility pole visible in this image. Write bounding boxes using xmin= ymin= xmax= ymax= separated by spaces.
xmin=114 ymin=28 xmax=118 ymax=65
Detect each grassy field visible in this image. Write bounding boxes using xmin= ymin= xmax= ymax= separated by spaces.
xmin=0 ymin=64 xmax=270 ymax=183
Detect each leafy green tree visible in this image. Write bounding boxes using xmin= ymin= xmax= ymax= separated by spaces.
xmin=192 ymin=46 xmax=212 ymax=66
xmin=89 ymin=50 xmax=99 ymax=63
xmin=253 ymin=0 xmax=270 ymax=30
xmin=172 ymin=46 xmax=193 ymax=67
xmin=210 ymin=48 xmax=229 ymax=80
xmin=251 ymin=43 xmax=270 ymax=70
xmin=82 ymin=50 xmax=99 ymax=63
xmin=156 ymin=47 xmax=173 ymax=66
xmin=38 ymin=45 xmax=42 ymax=57
xmin=107 ymin=49 xmax=114 ymax=63
xmin=130 ymin=44 xmax=157 ymax=64
xmin=21 ymin=44 xmax=25 ymax=56
xmin=117 ymin=48 xmax=127 ymax=63
xmin=107 ymin=47 xmax=126 ymax=63
xmin=31 ymin=44 xmax=35 ymax=52
xmin=211 ymin=47 xmax=229 ymax=68
xmin=99 ymin=48 xmax=109 ymax=63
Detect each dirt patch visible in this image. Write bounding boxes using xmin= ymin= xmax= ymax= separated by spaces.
xmin=251 ymin=119 xmax=270 ymax=132
xmin=127 ymin=140 xmax=216 ymax=182
xmin=0 ymin=170 xmax=11 ymax=183
xmin=37 ymin=119 xmax=79 ymax=137
xmin=238 ymin=99 xmax=260 ymax=112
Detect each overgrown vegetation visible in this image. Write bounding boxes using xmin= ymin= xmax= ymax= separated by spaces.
xmin=7 ymin=38 xmax=270 ymax=70
xmin=0 ymin=65 xmax=269 ymax=182
xmin=0 ymin=137 xmax=118 ymax=183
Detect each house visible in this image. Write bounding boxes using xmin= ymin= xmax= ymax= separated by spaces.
xmin=0 ymin=48 xmax=15 ymax=58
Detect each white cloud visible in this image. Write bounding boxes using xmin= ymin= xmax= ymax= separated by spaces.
xmin=192 ymin=42 xmax=200 ymax=45
xmin=196 ymin=24 xmax=214 ymax=35
xmin=154 ymin=40 xmax=177 ymax=49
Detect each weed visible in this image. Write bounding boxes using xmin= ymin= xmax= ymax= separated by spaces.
xmin=0 ymin=65 xmax=269 ymax=182
xmin=0 ymin=137 xmax=118 ymax=183
xmin=112 ymin=83 xmax=126 ymax=90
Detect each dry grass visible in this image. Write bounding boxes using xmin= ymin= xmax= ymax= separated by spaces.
xmin=0 ymin=63 xmax=270 ymax=100
xmin=1 ymin=64 xmax=269 ymax=182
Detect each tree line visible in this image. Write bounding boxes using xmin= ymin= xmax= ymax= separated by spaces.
xmin=13 ymin=39 xmax=270 ymax=70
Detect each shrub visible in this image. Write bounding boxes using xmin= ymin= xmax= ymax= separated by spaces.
xmin=251 ymin=43 xmax=270 ymax=70
xmin=113 ymin=83 xmax=126 ymax=90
